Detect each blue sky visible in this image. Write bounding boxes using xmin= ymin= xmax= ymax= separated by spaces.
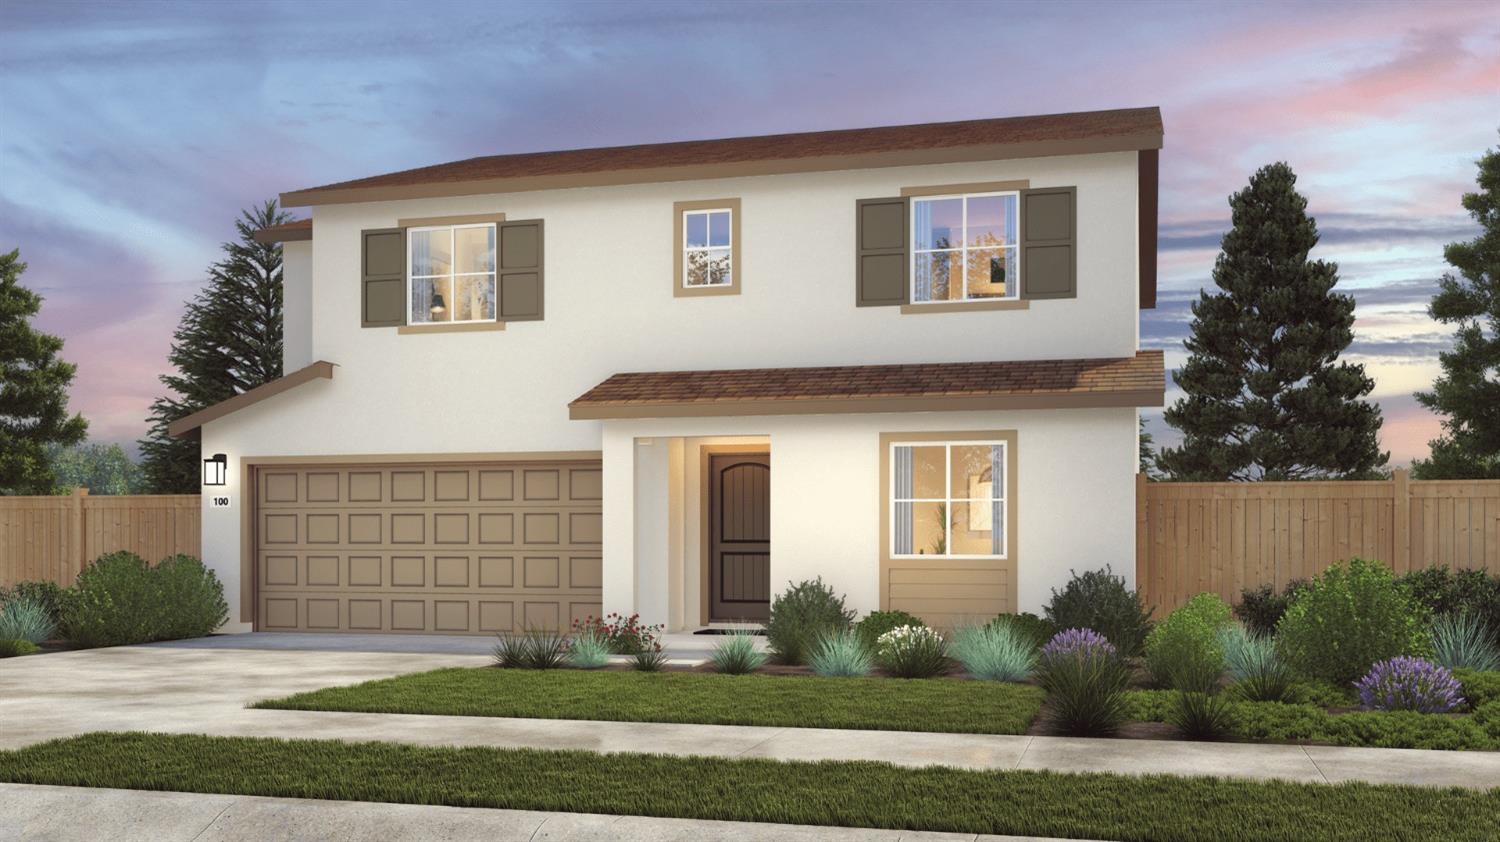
xmin=2 ymin=0 xmax=1497 ymax=463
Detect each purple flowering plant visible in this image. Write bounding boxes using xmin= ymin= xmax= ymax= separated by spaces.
xmin=1040 ymin=628 xmax=1117 ymax=665
xmin=1354 ymin=656 xmax=1465 ymax=714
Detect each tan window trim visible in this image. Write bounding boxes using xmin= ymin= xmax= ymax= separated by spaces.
xmin=673 ymin=198 xmax=741 ymax=297
xmin=396 ymin=213 xmax=506 ymax=227
xmin=878 ymin=430 xmax=1019 ymax=618
xmin=900 ymin=300 xmax=1029 ymax=314
xmin=900 ymin=179 xmax=1029 ymax=197
xmin=397 ymin=322 xmax=507 ymax=335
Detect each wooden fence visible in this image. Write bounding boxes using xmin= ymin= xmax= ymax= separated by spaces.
xmin=0 ymin=490 xmax=201 ymax=588
xmin=1136 ymin=469 xmax=1500 ymax=615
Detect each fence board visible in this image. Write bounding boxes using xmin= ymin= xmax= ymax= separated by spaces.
xmin=0 ymin=492 xmax=200 ymax=588
xmin=1137 ymin=470 xmax=1500 ymax=615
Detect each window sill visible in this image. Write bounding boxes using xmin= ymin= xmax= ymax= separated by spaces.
xmin=900 ymin=300 xmax=1029 ymax=314
xmin=674 ymin=283 xmax=740 ymax=298
xmin=397 ymin=322 xmax=507 ymax=335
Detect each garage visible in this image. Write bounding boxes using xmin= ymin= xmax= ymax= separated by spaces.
xmin=253 ymin=459 xmax=602 ymax=634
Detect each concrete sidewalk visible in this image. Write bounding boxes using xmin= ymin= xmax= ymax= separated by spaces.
xmin=4 ymin=646 xmax=1498 ymax=790
xmin=148 ymin=630 xmax=752 ymax=664
xmin=0 ymin=784 xmax=1081 ymax=842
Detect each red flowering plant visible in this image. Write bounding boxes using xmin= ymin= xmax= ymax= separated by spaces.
xmin=571 ymin=612 xmax=663 ymax=655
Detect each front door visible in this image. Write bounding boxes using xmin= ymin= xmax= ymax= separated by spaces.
xmin=709 ymin=453 xmax=771 ymax=622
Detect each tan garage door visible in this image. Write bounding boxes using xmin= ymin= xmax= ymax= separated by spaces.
xmin=254 ymin=460 xmax=602 ymax=634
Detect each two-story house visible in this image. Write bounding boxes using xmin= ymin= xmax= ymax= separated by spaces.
xmin=169 ymin=106 xmax=1165 ymax=636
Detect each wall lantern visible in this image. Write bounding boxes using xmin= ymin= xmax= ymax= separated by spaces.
xmin=203 ymin=453 xmax=228 ymax=487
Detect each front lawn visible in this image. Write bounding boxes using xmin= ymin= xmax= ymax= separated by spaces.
xmin=255 ymin=667 xmax=1045 ymax=734
xmin=1 ymin=733 xmax=1494 ymax=842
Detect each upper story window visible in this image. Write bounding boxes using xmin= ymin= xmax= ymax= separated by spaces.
xmin=409 ymin=223 xmax=496 ymax=324
xmin=890 ymin=441 xmax=1006 ymax=558
xmin=683 ymin=208 xmax=733 ymax=288
xmin=910 ymin=192 xmax=1019 ymax=304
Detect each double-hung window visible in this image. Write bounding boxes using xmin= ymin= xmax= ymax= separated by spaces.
xmin=890 ymin=441 xmax=1006 ymax=558
xmin=409 ymin=223 xmax=496 ymax=324
xmin=682 ymin=208 xmax=733 ymax=288
xmin=911 ymin=192 xmax=1019 ymax=303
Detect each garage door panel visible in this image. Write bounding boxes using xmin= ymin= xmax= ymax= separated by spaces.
xmin=257 ymin=459 xmax=601 ymax=634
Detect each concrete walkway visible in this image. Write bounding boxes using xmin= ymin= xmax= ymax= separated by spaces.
xmin=0 ymin=784 xmax=1081 ymax=842
xmin=149 ymin=630 xmax=750 ymax=664
xmin=3 ymin=646 xmax=1497 ymax=791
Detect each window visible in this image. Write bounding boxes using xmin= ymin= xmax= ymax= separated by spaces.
xmin=408 ymin=223 xmax=496 ymax=324
xmin=890 ymin=441 xmax=1006 ymax=558
xmin=910 ymin=192 xmax=1019 ymax=304
xmin=682 ymin=208 xmax=733 ymax=288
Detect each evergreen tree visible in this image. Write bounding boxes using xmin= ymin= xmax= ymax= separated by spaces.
xmin=1138 ymin=417 xmax=1160 ymax=479
xmin=0 ymin=249 xmax=89 ymax=494
xmin=139 ymin=201 xmax=292 ymax=492
xmin=1157 ymin=163 xmax=1386 ymax=481
xmin=1412 ymin=139 xmax=1500 ymax=479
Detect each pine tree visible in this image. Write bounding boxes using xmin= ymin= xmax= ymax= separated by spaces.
xmin=138 ymin=201 xmax=293 ymax=493
xmin=0 ymin=249 xmax=89 ymax=493
xmin=1412 ymin=138 xmax=1500 ymax=479
xmin=1157 ymin=163 xmax=1387 ymax=481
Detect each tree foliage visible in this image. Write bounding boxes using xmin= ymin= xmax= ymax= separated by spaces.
xmin=138 ymin=201 xmax=292 ymax=493
xmin=1413 ymin=137 xmax=1500 ymax=479
xmin=47 ymin=442 xmax=144 ymax=495
xmin=1158 ymin=163 xmax=1386 ymax=481
xmin=0 ymin=249 xmax=88 ymax=494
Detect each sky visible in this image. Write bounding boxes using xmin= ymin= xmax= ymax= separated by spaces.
xmin=1 ymin=0 xmax=1496 ymax=465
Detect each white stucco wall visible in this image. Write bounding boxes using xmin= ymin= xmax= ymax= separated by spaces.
xmin=603 ymin=407 xmax=1137 ymax=628
xmin=197 ymin=149 xmax=1144 ymax=630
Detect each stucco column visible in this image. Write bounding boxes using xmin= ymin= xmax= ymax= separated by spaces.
xmin=600 ymin=428 xmax=637 ymax=620
xmin=631 ymin=437 xmax=672 ymax=628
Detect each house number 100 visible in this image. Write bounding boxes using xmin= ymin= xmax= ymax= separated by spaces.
xmin=210 ymin=496 xmax=231 ymax=508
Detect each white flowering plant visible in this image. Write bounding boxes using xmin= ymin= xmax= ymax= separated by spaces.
xmin=875 ymin=624 xmax=948 ymax=678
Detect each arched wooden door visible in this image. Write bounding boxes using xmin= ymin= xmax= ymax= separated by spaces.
xmin=709 ymin=453 xmax=770 ymax=622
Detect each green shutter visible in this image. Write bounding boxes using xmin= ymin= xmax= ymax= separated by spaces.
xmin=855 ymin=197 xmax=908 ymax=307
xmin=498 ymin=219 xmax=544 ymax=321
xmin=361 ymin=227 xmax=406 ymax=327
xmin=1020 ymin=187 xmax=1076 ymax=300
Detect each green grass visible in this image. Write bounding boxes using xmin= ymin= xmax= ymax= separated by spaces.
xmin=1123 ymin=689 xmax=1500 ymax=751
xmin=255 ymin=667 xmax=1046 ymax=734
xmin=0 ymin=733 xmax=1494 ymax=841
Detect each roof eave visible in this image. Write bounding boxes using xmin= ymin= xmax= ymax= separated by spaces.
xmin=167 ymin=361 xmax=336 ymax=438
xmin=569 ymin=387 xmax=1164 ymax=421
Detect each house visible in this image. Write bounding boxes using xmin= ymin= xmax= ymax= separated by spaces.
xmin=170 ymin=107 xmax=1165 ymax=635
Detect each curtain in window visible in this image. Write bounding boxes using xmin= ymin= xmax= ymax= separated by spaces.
xmin=894 ymin=446 xmax=913 ymax=555
xmin=990 ymin=445 xmax=1004 ymax=555
xmin=410 ymin=233 xmax=433 ymax=321
xmin=912 ymin=202 xmax=932 ymax=302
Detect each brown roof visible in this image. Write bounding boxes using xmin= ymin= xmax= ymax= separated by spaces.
xmin=252 ymin=218 xmax=312 ymax=245
xmin=569 ymin=350 xmax=1164 ymax=420
xmin=283 ymin=107 xmax=1163 ymax=206
xmin=168 ymin=361 xmax=335 ymax=438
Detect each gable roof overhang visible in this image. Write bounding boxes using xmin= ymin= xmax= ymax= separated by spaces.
xmin=167 ymin=361 xmax=336 ymax=439
xmin=569 ymin=351 xmax=1164 ymax=420
xmin=252 ymin=218 xmax=313 ymax=245
xmin=281 ymin=107 xmax=1164 ymax=207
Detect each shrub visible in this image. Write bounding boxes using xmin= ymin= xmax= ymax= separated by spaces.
xmin=632 ymin=643 xmax=667 ymax=672
xmin=1355 ymin=657 xmax=1464 ymax=713
xmin=0 ymin=581 xmax=67 ymax=629
xmin=1276 ymin=558 xmax=1429 ymax=685
xmin=875 ymin=625 xmax=947 ymax=679
xmin=709 ymin=631 xmax=766 ymax=675
xmin=63 ymin=551 xmax=159 ymax=648
xmin=492 ymin=628 xmax=569 ymax=669
xmin=0 ymin=595 xmax=56 ymax=645
xmin=1170 ymin=690 xmax=1234 ymax=740
xmin=765 ymin=578 xmax=854 ymax=665
xmin=1401 ymin=566 xmax=1500 ymax=645
xmin=1234 ymin=579 xmax=1306 ymax=637
xmin=152 ymin=554 xmax=228 ymax=640
xmin=950 ymin=623 xmax=1035 ymax=681
xmin=1220 ymin=623 xmax=1292 ymax=702
xmin=1430 ymin=611 xmax=1500 ymax=672
xmin=0 ymin=639 xmax=41 ymax=658
xmin=1454 ymin=669 xmax=1500 ymax=707
xmin=808 ymin=629 xmax=873 ymax=678
xmin=566 ymin=629 xmax=611 ymax=669
xmin=1285 ymin=679 xmax=1357 ymax=708
xmin=853 ymin=610 xmax=923 ymax=651
xmin=1037 ymin=630 xmax=1130 ymax=736
xmin=571 ymin=613 xmax=662 ymax=655
xmin=986 ymin=612 xmax=1054 ymax=652
xmin=1145 ymin=593 xmax=1232 ymax=690
xmin=1043 ymin=567 xmax=1152 ymax=656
